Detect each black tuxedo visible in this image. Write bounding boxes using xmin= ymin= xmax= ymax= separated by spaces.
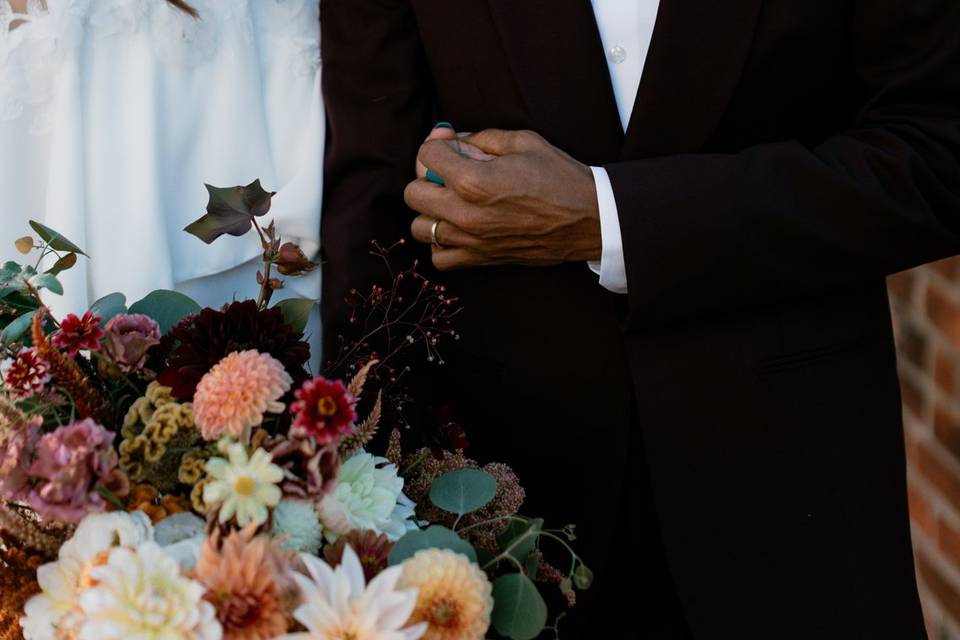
xmin=320 ymin=0 xmax=960 ymax=637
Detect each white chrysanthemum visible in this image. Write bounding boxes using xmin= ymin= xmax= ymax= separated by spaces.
xmin=203 ymin=441 xmax=283 ymax=526
xmin=318 ymin=451 xmax=418 ymax=542
xmin=272 ymin=498 xmax=324 ymax=554
xmin=278 ymin=546 xmax=426 ymax=640
xmin=76 ymin=542 xmax=222 ymax=640
xmin=21 ymin=511 xmax=154 ymax=640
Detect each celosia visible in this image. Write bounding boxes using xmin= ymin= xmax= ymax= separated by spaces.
xmin=289 ymin=376 xmax=357 ymax=445
xmin=101 ymin=313 xmax=161 ymax=372
xmin=25 ymin=418 xmax=130 ymax=523
xmin=51 ymin=311 xmax=104 ymax=356
xmin=193 ymin=350 xmax=293 ymax=441
xmin=2 ymin=348 xmax=50 ymax=400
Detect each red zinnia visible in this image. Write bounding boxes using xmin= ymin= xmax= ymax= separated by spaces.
xmin=51 ymin=311 xmax=105 ymax=356
xmin=289 ymin=377 xmax=357 ymax=445
xmin=3 ymin=348 xmax=51 ymax=400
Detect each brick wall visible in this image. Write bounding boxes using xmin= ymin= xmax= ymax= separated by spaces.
xmin=890 ymin=258 xmax=960 ymax=640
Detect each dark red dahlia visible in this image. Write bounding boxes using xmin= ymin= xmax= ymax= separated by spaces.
xmin=51 ymin=311 xmax=105 ymax=357
xmin=3 ymin=348 xmax=50 ymax=400
xmin=289 ymin=377 xmax=357 ymax=445
xmin=157 ymin=300 xmax=310 ymax=399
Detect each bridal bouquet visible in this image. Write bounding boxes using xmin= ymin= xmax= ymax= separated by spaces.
xmin=0 ymin=182 xmax=590 ymax=640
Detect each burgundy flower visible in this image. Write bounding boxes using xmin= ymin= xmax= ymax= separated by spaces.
xmin=102 ymin=313 xmax=161 ymax=372
xmin=323 ymin=530 xmax=394 ymax=583
xmin=51 ymin=311 xmax=105 ymax=356
xmin=275 ymin=242 xmax=319 ymax=276
xmin=3 ymin=348 xmax=50 ymax=400
xmin=289 ymin=377 xmax=357 ymax=445
xmin=262 ymin=429 xmax=340 ymax=500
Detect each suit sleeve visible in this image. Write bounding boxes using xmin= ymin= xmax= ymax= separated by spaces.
xmin=606 ymin=0 xmax=960 ymax=326
xmin=320 ymin=0 xmax=434 ymax=358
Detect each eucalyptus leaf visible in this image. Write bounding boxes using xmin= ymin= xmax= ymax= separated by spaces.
xmin=47 ymin=252 xmax=78 ymax=276
xmin=89 ymin=293 xmax=127 ymax=325
xmin=388 ymin=526 xmax=477 ymax=566
xmin=275 ymin=298 xmax=316 ymax=334
xmin=184 ymin=180 xmax=275 ymax=244
xmin=28 ymin=220 xmax=86 ymax=256
xmin=0 ymin=310 xmax=36 ymax=344
xmin=491 ymin=573 xmax=549 ymax=640
xmin=128 ymin=290 xmax=200 ymax=334
xmin=497 ymin=517 xmax=543 ymax=565
xmin=429 ymin=468 xmax=498 ymax=516
xmin=0 ymin=262 xmax=26 ymax=293
xmin=29 ymin=273 xmax=63 ymax=296
xmin=15 ymin=236 xmax=33 ymax=255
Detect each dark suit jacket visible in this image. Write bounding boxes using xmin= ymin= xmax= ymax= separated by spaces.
xmin=320 ymin=0 xmax=960 ymax=637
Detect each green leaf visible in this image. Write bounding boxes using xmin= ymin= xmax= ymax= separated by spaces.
xmin=184 ymin=180 xmax=275 ymax=244
xmin=388 ymin=526 xmax=477 ymax=566
xmin=89 ymin=293 xmax=127 ymax=325
xmin=497 ymin=517 xmax=543 ymax=565
xmin=47 ymin=252 xmax=78 ymax=276
xmin=28 ymin=220 xmax=86 ymax=256
xmin=29 ymin=273 xmax=63 ymax=296
xmin=275 ymin=298 xmax=316 ymax=334
xmin=0 ymin=310 xmax=36 ymax=344
xmin=0 ymin=262 xmax=27 ymax=295
xmin=429 ymin=469 xmax=498 ymax=516
xmin=491 ymin=573 xmax=548 ymax=640
xmin=128 ymin=290 xmax=200 ymax=334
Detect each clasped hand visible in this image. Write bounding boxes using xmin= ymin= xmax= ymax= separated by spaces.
xmin=406 ymin=126 xmax=601 ymax=271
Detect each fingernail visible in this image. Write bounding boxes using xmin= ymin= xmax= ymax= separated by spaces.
xmin=425 ymin=169 xmax=446 ymax=186
xmin=433 ymin=121 xmax=454 ymax=130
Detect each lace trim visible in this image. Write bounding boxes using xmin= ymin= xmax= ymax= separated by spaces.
xmin=0 ymin=0 xmax=321 ymax=130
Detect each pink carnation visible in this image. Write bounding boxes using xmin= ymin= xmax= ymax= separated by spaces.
xmin=193 ymin=349 xmax=294 ymax=441
xmin=25 ymin=418 xmax=129 ymax=523
xmin=0 ymin=416 xmax=42 ymax=502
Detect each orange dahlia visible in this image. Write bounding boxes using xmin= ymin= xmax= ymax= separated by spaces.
xmin=398 ymin=549 xmax=493 ymax=640
xmin=193 ymin=350 xmax=293 ymax=441
xmin=194 ymin=526 xmax=291 ymax=640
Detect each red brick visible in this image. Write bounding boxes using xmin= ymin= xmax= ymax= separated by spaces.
xmin=910 ymin=484 xmax=939 ymax=540
xmin=915 ymin=443 xmax=960 ymax=515
xmin=935 ymin=405 xmax=960 ymax=464
xmin=935 ymin=349 xmax=959 ymax=397
xmin=927 ymin=281 xmax=960 ymax=348
xmin=918 ymin=551 xmax=960 ymax=622
xmin=888 ymin=270 xmax=918 ymax=304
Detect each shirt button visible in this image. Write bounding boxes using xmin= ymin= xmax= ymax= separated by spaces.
xmin=609 ymin=44 xmax=627 ymax=64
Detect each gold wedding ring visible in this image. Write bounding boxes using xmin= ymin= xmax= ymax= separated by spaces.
xmin=430 ymin=219 xmax=444 ymax=248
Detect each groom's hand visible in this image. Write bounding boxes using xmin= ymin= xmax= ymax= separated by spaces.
xmin=406 ymin=129 xmax=601 ymax=271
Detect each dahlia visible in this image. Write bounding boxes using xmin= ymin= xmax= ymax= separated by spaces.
xmin=158 ymin=301 xmax=310 ymax=399
xmin=279 ymin=546 xmax=426 ymax=640
xmin=323 ymin=529 xmax=395 ymax=583
xmin=51 ymin=311 xmax=104 ymax=356
xmin=271 ymin=499 xmax=324 ymax=555
xmin=289 ymin=377 xmax=357 ymax=445
xmin=193 ymin=350 xmax=293 ymax=441
xmin=397 ymin=549 xmax=493 ymax=640
xmin=3 ymin=347 xmax=50 ymax=400
xmin=203 ymin=442 xmax=283 ymax=527
xmin=101 ymin=313 xmax=161 ymax=372
xmin=76 ymin=542 xmax=221 ymax=640
xmin=262 ymin=429 xmax=340 ymax=501
xmin=195 ymin=526 xmax=291 ymax=640
xmin=317 ymin=451 xmax=418 ymax=543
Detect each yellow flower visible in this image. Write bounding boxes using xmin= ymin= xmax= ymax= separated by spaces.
xmin=203 ymin=442 xmax=283 ymax=527
xmin=193 ymin=350 xmax=293 ymax=441
xmin=398 ymin=549 xmax=493 ymax=640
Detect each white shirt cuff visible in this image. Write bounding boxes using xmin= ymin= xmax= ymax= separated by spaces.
xmin=587 ymin=166 xmax=629 ymax=294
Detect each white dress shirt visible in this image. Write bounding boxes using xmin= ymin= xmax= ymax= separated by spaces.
xmin=587 ymin=0 xmax=661 ymax=294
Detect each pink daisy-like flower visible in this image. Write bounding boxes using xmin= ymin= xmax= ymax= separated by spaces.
xmin=289 ymin=377 xmax=357 ymax=445
xmin=3 ymin=347 xmax=51 ymax=400
xmin=194 ymin=349 xmax=294 ymax=441
xmin=52 ymin=311 xmax=105 ymax=356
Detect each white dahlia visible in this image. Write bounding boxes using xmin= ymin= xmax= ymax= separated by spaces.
xmin=21 ymin=511 xmax=154 ymax=640
xmin=279 ymin=546 xmax=426 ymax=640
xmin=76 ymin=542 xmax=222 ymax=640
xmin=203 ymin=441 xmax=284 ymax=527
xmin=317 ymin=451 xmax=418 ymax=542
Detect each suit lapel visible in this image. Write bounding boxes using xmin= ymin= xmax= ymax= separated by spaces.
xmin=484 ymin=0 xmax=623 ymax=164
xmin=621 ymin=0 xmax=766 ymax=158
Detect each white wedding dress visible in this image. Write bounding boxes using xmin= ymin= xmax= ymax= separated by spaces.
xmin=0 ymin=0 xmax=324 ymax=360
